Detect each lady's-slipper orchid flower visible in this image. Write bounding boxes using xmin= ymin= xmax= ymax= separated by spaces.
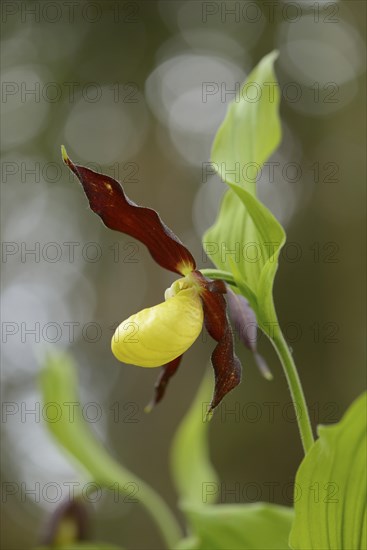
xmin=62 ymin=146 xmax=241 ymax=412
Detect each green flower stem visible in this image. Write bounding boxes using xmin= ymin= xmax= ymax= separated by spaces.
xmin=271 ymin=326 xmax=314 ymax=454
xmin=200 ymin=269 xmax=237 ymax=286
xmin=200 ymin=268 xmax=314 ymax=454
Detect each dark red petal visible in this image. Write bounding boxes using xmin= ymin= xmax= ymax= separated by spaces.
xmin=62 ymin=149 xmax=195 ymax=275
xmin=205 ymin=279 xmax=227 ymax=294
xmin=226 ymin=287 xmax=272 ymax=380
xmin=209 ymin=328 xmax=242 ymax=411
xmin=193 ymin=272 xmax=242 ymax=411
xmin=145 ymin=355 xmax=183 ymax=412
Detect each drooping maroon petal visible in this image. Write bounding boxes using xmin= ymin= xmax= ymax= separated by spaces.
xmin=145 ymin=355 xmax=183 ymax=412
xmin=193 ymin=272 xmax=242 ymax=411
xmin=62 ymin=148 xmax=195 ymax=275
xmin=226 ymin=288 xmax=272 ymax=380
xmin=209 ymin=328 xmax=241 ymax=411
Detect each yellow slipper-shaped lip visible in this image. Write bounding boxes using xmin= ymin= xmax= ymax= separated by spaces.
xmin=111 ymin=286 xmax=203 ymax=367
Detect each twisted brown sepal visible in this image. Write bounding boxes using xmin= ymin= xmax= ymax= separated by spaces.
xmin=41 ymin=498 xmax=89 ymax=546
xmin=62 ymin=147 xmax=196 ymax=275
xmin=145 ymin=355 xmax=183 ymax=412
xmin=226 ymin=287 xmax=272 ymax=380
xmin=194 ymin=272 xmax=242 ymax=412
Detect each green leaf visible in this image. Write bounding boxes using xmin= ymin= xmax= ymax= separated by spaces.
xmin=170 ymin=372 xmax=219 ymax=506
xmin=211 ymin=50 xmax=281 ymax=196
xmin=175 ymin=538 xmax=200 ymax=550
xmin=39 ymin=353 xmax=136 ymax=488
xmin=39 ymin=353 xmax=182 ymax=548
xmin=203 ymin=51 xmax=285 ymax=329
xmin=176 ymin=503 xmax=294 ymax=550
xmin=289 ymin=392 xmax=367 ymax=550
xmin=204 ymin=182 xmax=285 ymax=330
xmin=36 ymin=544 xmax=124 ymax=550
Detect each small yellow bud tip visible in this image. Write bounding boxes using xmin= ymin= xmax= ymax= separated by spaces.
xmin=254 ymin=352 xmax=273 ymax=381
xmin=61 ymin=145 xmax=69 ymax=164
xmin=144 ymin=403 xmax=153 ymax=414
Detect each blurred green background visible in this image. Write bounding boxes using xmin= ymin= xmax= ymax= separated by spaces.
xmin=1 ymin=1 xmax=366 ymax=549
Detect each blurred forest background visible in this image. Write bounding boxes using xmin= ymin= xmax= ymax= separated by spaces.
xmin=1 ymin=1 xmax=366 ymax=548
